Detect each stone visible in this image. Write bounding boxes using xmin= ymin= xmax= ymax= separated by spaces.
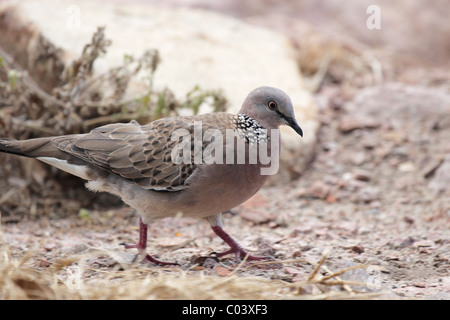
xmin=338 ymin=116 xmax=380 ymax=134
xmin=353 ymin=169 xmax=372 ymax=182
xmin=428 ymin=155 xmax=450 ymax=195
xmin=303 ymin=180 xmax=331 ymax=200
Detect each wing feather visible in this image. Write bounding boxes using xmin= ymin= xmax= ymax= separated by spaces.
xmin=51 ymin=114 xmax=236 ymax=191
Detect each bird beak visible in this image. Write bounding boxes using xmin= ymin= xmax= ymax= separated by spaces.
xmin=285 ymin=117 xmax=303 ymax=137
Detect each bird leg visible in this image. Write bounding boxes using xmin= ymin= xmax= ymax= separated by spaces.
xmin=211 ymin=226 xmax=267 ymax=261
xmin=208 ymin=214 xmax=268 ymax=261
xmin=121 ymin=217 xmax=177 ymax=266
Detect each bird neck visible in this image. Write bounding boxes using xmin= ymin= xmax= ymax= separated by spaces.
xmin=235 ymin=114 xmax=269 ymax=144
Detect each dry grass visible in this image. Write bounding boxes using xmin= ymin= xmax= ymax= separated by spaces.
xmin=0 ymin=240 xmax=384 ymax=300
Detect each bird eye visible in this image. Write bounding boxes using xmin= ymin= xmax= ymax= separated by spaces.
xmin=268 ymin=101 xmax=278 ymax=110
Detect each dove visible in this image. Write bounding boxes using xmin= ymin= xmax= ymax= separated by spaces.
xmin=0 ymin=86 xmax=303 ymax=265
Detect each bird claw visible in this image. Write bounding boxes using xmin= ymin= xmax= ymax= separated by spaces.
xmin=210 ymin=225 xmax=271 ymax=262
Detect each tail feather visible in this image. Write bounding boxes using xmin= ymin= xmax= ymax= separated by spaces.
xmin=0 ymin=137 xmax=65 ymax=159
xmin=0 ymin=139 xmax=29 ymax=157
xmin=0 ymin=137 xmax=95 ymax=180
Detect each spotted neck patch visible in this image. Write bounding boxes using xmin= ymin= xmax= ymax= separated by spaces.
xmin=234 ymin=114 xmax=269 ymax=144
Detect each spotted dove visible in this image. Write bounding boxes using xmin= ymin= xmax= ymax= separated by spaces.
xmin=0 ymin=86 xmax=303 ymax=264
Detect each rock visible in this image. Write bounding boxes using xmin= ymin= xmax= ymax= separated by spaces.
xmin=63 ymin=243 xmax=89 ymax=254
xmin=428 ymin=154 xmax=450 ymax=195
xmin=214 ymin=265 xmax=232 ymax=277
xmin=423 ymin=156 xmax=445 ymax=179
xmin=349 ymin=151 xmax=369 ymax=166
xmin=398 ymin=161 xmax=417 ymax=173
xmin=353 ymin=186 xmax=380 ymax=204
xmin=240 ymin=209 xmax=275 ymax=224
xmin=338 ymin=116 xmax=380 ymax=133
xmin=388 ymin=146 xmax=409 ymax=158
xmin=353 ymin=169 xmax=372 ymax=182
xmin=0 ymin=0 xmax=318 ymax=180
xmin=412 ymin=281 xmax=427 ymax=288
xmin=361 ymin=135 xmax=378 ymax=150
xmin=413 ymin=240 xmax=435 ymax=248
xmin=403 ymin=216 xmax=415 ymax=225
xmin=338 ymin=117 xmax=362 ymax=134
xmin=348 ymin=84 xmax=450 ymax=130
xmin=302 ymin=180 xmax=331 ymax=200
xmin=397 ymin=237 xmax=415 ymax=249
xmin=351 ymin=245 xmax=364 ymax=254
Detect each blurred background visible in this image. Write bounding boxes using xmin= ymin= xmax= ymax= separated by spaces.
xmin=144 ymin=0 xmax=450 ymax=69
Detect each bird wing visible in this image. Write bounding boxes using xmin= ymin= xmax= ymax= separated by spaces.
xmin=52 ymin=114 xmax=234 ymax=191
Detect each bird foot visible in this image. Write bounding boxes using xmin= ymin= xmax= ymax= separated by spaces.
xmin=120 ymin=217 xmax=178 ymax=266
xmin=210 ymin=225 xmax=271 ymax=262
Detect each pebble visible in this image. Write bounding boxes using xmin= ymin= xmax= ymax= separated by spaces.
xmin=303 ymin=180 xmax=331 ymax=199
xmin=353 ymin=169 xmax=372 ymax=182
xmin=338 ymin=116 xmax=380 ymax=133
xmin=413 ymin=240 xmax=435 ymax=248
xmin=398 ymin=161 xmax=417 ymax=172
xmin=63 ymin=243 xmax=89 ymax=254
xmin=350 ymin=152 xmax=368 ymax=165
xmin=240 ymin=209 xmax=275 ymax=224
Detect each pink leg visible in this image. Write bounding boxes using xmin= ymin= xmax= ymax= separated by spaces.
xmin=122 ymin=217 xmax=177 ymax=266
xmin=211 ymin=225 xmax=268 ymax=261
xmin=123 ymin=217 xmax=147 ymax=250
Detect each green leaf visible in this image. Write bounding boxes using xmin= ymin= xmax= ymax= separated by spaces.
xmin=8 ymin=70 xmax=18 ymax=90
xmin=78 ymin=208 xmax=90 ymax=220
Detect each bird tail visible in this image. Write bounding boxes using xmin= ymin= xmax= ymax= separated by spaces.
xmin=0 ymin=137 xmax=94 ymax=180
xmin=0 ymin=139 xmax=29 ymax=157
xmin=0 ymin=137 xmax=62 ymax=158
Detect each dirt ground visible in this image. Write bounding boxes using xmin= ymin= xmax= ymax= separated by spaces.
xmin=1 ymin=1 xmax=449 ymax=300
